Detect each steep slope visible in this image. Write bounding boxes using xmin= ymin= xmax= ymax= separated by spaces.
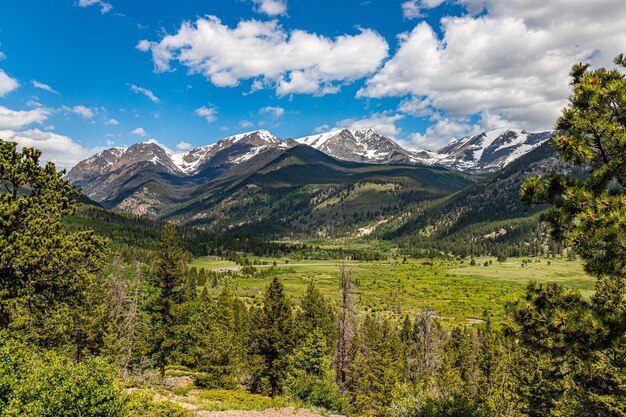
xmin=173 ymin=130 xmax=287 ymax=174
xmin=434 ymin=129 xmax=554 ymax=172
xmin=377 ymin=142 xmax=583 ymax=256
xmin=162 ymin=145 xmax=475 ymax=237
xmin=65 ymin=131 xmax=293 ymax=216
xmin=296 ymin=128 xmax=423 ymax=165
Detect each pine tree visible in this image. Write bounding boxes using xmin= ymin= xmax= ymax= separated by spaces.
xmin=0 ymin=140 xmax=110 ymax=357
xmin=146 ymin=223 xmax=189 ymax=378
xmin=295 ymin=282 xmax=336 ymax=353
xmin=519 ymin=55 xmax=626 ymax=416
xmin=252 ymin=277 xmax=295 ymax=397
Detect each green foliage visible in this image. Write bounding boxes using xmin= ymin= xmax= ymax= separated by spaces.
xmin=519 ymin=56 xmax=626 ymax=416
xmin=251 ymin=277 xmax=295 ymax=397
xmin=0 ymin=139 xmax=110 ymax=357
xmin=147 ymin=224 xmax=192 ymax=377
xmin=126 ymin=391 xmax=189 ymax=417
xmin=0 ymin=333 xmax=126 ymax=417
xmin=295 ymin=282 xmax=337 ymax=353
xmin=191 ymin=288 xmax=249 ymax=389
xmin=285 ymin=329 xmax=344 ymax=412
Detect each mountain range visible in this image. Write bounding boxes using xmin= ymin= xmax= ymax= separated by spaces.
xmin=66 ymin=127 xmax=558 ymax=239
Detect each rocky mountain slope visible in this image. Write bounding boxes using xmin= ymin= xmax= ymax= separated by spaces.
xmin=296 ymin=128 xmax=427 ymax=165
xmin=65 ymin=127 xmax=556 ymax=233
xmin=376 ymin=141 xmax=583 ymax=255
xmin=433 ymin=129 xmax=555 ymax=172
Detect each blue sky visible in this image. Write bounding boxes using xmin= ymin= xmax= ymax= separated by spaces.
xmin=0 ymin=0 xmax=624 ymax=168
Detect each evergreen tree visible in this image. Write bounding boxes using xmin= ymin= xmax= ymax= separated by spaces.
xmin=295 ymin=282 xmax=336 ymax=353
xmin=146 ymin=223 xmax=189 ymax=378
xmin=252 ymin=277 xmax=295 ymax=397
xmin=0 ymin=140 xmax=110 ymax=357
xmin=192 ymin=287 xmax=249 ymax=389
xmin=519 ymin=55 xmax=626 ymax=415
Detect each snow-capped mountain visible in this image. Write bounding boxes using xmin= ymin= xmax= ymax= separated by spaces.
xmin=66 ymin=126 xmax=556 ymax=218
xmin=433 ymin=129 xmax=555 ymax=172
xmin=65 ymin=130 xmax=291 ymax=205
xmin=296 ymin=128 xmax=422 ymax=165
xmin=68 ymin=130 xmax=285 ymax=181
xmin=171 ymin=130 xmax=285 ymax=174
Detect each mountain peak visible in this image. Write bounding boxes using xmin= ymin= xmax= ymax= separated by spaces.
xmin=296 ymin=128 xmax=419 ymax=165
xmin=435 ymin=128 xmax=554 ymax=172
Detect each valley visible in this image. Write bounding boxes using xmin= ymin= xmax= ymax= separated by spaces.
xmin=189 ymin=255 xmax=594 ymax=327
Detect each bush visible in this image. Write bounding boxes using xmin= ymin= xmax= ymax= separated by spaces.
xmin=0 ymin=334 xmax=126 ymax=417
xmin=127 ymin=392 xmax=189 ymax=417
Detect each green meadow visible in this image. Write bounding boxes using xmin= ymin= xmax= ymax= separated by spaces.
xmin=189 ymin=256 xmax=595 ymax=327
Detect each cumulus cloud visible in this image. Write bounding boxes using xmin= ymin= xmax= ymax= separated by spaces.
xmin=259 ymin=106 xmax=285 ymax=118
xmin=138 ymin=16 xmax=388 ymax=96
xmin=105 ymin=118 xmax=119 ymax=125
xmin=131 ymin=127 xmax=147 ymax=137
xmin=360 ymin=0 xmax=626 ymax=136
xmin=406 ymin=113 xmax=482 ymax=150
xmin=252 ymin=0 xmax=287 ymax=16
xmin=239 ymin=120 xmax=254 ymax=129
xmin=0 ymin=128 xmax=92 ymax=169
xmin=0 ymin=70 xmax=19 ymax=97
xmin=195 ymin=106 xmax=218 ymax=123
xmin=77 ymin=0 xmax=112 ymax=14
xmin=176 ymin=141 xmax=192 ymax=151
xmin=32 ymin=80 xmax=59 ymax=94
xmin=0 ymin=106 xmax=51 ymax=130
xmin=129 ymin=84 xmax=160 ymax=103
xmin=62 ymin=105 xmax=94 ymax=119
xmin=335 ymin=112 xmax=405 ymax=138
xmin=401 ymin=0 xmax=445 ymax=19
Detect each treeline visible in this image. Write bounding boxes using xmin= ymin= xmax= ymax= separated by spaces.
xmin=397 ymin=217 xmax=568 ymax=259
xmin=67 ymin=205 xmax=297 ymax=257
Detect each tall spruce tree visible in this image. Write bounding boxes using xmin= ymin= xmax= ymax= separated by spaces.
xmin=252 ymin=277 xmax=295 ymax=397
xmin=295 ymin=282 xmax=336 ymax=353
xmin=147 ymin=223 xmax=189 ymax=378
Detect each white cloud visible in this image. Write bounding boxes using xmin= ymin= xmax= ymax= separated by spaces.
xmin=26 ymin=99 xmax=43 ymax=108
xmin=0 ymin=128 xmax=92 ymax=169
xmin=259 ymin=106 xmax=285 ymax=118
xmin=405 ymin=113 xmax=481 ymax=150
xmin=138 ymin=16 xmax=388 ymax=96
xmin=32 ymin=80 xmax=60 ymax=94
xmin=176 ymin=141 xmax=192 ymax=151
xmin=195 ymin=106 xmax=218 ymax=123
xmin=62 ymin=105 xmax=94 ymax=119
xmin=401 ymin=0 xmax=445 ymax=19
xmin=105 ymin=118 xmax=119 ymax=125
xmin=313 ymin=124 xmax=330 ymax=134
xmin=252 ymin=0 xmax=287 ymax=16
xmin=131 ymin=127 xmax=147 ymax=137
xmin=360 ymin=0 xmax=626 ymax=132
xmin=239 ymin=120 xmax=254 ymax=129
xmin=0 ymin=106 xmax=51 ymax=130
xmin=0 ymin=70 xmax=19 ymax=97
xmin=77 ymin=0 xmax=112 ymax=14
xmin=129 ymin=84 xmax=160 ymax=103
xmin=336 ymin=112 xmax=404 ymax=138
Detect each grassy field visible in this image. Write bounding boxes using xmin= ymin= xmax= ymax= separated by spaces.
xmin=189 ymin=256 xmax=595 ymax=327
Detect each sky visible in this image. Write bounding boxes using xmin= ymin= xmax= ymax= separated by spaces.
xmin=0 ymin=0 xmax=625 ymax=168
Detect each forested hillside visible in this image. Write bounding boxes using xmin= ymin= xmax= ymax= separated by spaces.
xmin=377 ymin=142 xmax=585 ymax=257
